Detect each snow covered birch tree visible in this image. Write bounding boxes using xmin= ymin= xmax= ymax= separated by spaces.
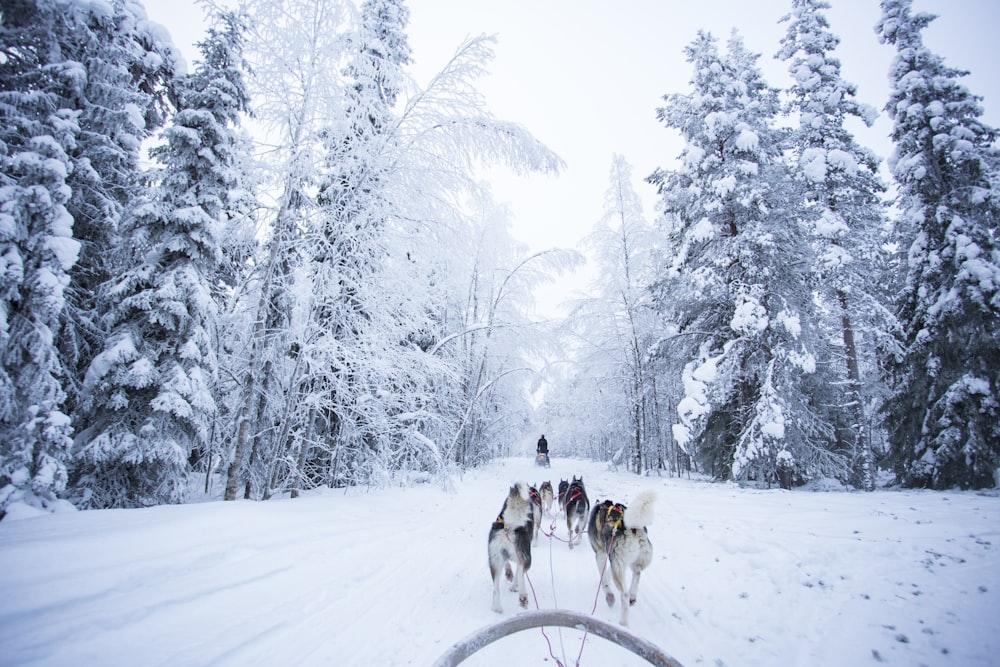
xmin=876 ymin=0 xmax=1000 ymax=489
xmin=571 ymin=155 xmax=663 ymax=474
xmin=307 ymin=28 xmax=565 ymax=475
xmin=387 ymin=33 xmax=566 ymax=469
xmin=219 ymin=1 xmax=564 ymax=495
xmin=649 ymin=32 xmax=841 ymax=485
xmin=277 ymin=0 xmax=417 ymax=489
xmin=444 ymin=240 xmax=569 ymax=467
xmin=221 ymin=0 xmax=352 ymax=500
xmin=74 ymin=11 xmax=253 ymax=508
xmin=777 ymin=0 xmax=893 ymax=489
xmin=0 ymin=5 xmax=82 ymax=517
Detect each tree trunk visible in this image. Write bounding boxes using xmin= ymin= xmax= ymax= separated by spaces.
xmin=225 ymin=241 xmax=281 ymax=500
xmin=839 ymin=289 xmax=873 ymax=490
xmin=290 ymin=405 xmax=316 ymax=499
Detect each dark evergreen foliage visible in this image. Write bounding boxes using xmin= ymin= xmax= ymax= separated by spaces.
xmin=877 ymin=0 xmax=1000 ymax=489
xmin=73 ymin=10 xmax=253 ymax=508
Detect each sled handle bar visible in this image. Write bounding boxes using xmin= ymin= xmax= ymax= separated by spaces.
xmin=429 ymin=609 xmax=685 ymax=667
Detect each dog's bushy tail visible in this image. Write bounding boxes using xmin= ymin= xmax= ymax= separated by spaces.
xmin=514 ymin=481 xmax=530 ymax=503
xmin=626 ymin=490 xmax=657 ymax=528
xmin=502 ymin=482 xmax=532 ymax=526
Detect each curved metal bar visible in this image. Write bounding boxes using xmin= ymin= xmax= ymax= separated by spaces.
xmin=430 ymin=609 xmax=685 ymax=667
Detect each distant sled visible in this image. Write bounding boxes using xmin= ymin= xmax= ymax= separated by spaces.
xmin=534 ymin=452 xmax=550 ymax=468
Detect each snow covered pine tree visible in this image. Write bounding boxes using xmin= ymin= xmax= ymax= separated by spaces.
xmin=76 ymin=11 xmax=252 ymax=507
xmin=877 ymin=0 xmax=1000 ymax=489
xmin=649 ymin=31 xmax=841 ymax=485
xmin=778 ymin=0 xmax=893 ymax=490
xmin=0 ymin=0 xmax=82 ymax=518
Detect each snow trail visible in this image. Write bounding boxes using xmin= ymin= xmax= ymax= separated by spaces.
xmin=1 ymin=457 xmax=998 ymax=666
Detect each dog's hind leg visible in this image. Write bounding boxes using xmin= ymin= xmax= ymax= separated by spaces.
xmin=615 ymin=565 xmax=646 ymax=626
xmin=514 ymin=563 xmax=528 ymax=609
xmin=514 ymin=526 xmax=532 ymax=608
xmin=593 ymin=548 xmax=615 ymax=607
xmin=489 ymin=556 xmax=504 ymax=613
xmin=610 ymin=560 xmax=632 ymax=626
xmin=488 ymin=532 xmax=512 ymax=612
xmin=627 ymin=566 xmax=643 ymax=608
xmin=491 ymin=572 xmax=504 ymax=613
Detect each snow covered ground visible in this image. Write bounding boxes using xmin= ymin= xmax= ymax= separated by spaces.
xmin=1 ymin=457 xmax=997 ymax=666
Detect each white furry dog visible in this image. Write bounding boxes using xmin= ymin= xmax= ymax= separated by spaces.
xmin=588 ymin=499 xmax=617 ymax=605
xmin=539 ymin=480 xmax=554 ymax=515
xmin=588 ymin=490 xmax=656 ymax=626
xmin=564 ymin=476 xmax=590 ymax=548
xmin=528 ymin=484 xmax=543 ymax=545
xmin=488 ymin=482 xmax=534 ymax=613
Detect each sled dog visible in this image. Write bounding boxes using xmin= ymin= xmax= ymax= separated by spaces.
xmin=564 ymin=476 xmax=590 ymax=548
xmin=539 ymin=480 xmax=554 ymax=515
xmin=528 ymin=484 xmax=543 ymax=545
xmin=557 ymin=479 xmax=569 ymax=512
xmin=588 ymin=491 xmax=656 ymax=626
xmin=587 ymin=500 xmax=615 ymax=607
xmin=488 ymin=482 xmax=533 ymax=613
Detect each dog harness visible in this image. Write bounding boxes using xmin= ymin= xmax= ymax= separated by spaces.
xmin=606 ymin=503 xmax=626 ymax=532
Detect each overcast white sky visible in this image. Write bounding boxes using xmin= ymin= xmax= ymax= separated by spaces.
xmin=144 ymin=0 xmax=999 ymax=309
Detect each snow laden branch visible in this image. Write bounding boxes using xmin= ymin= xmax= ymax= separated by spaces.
xmin=445 ymin=366 xmax=536 ymax=457
xmin=436 ymin=246 xmax=580 ymax=465
xmin=395 ymin=34 xmax=564 ymax=177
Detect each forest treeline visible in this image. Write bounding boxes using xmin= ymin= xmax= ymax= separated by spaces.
xmin=0 ymin=0 xmax=997 ymax=517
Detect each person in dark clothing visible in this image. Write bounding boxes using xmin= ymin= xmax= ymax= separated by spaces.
xmin=537 ymin=434 xmax=548 ymax=454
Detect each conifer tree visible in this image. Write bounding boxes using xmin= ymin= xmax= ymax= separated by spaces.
xmin=877 ymin=0 xmax=1000 ymax=489
xmin=75 ymin=11 xmax=252 ymax=507
xmin=778 ymin=0 xmax=892 ymax=489
xmin=650 ymin=32 xmax=839 ymax=484
xmin=52 ymin=0 xmax=177 ymax=414
xmin=0 ymin=3 xmax=82 ymax=516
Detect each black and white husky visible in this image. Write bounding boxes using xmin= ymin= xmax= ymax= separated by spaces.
xmin=588 ymin=498 xmax=615 ymax=584
xmin=564 ymin=476 xmax=590 ymax=548
xmin=488 ymin=482 xmax=533 ymax=613
xmin=528 ymin=484 xmax=543 ymax=545
xmin=588 ymin=490 xmax=656 ymax=626
xmin=539 ymin=480 xmax=554 ymax=515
